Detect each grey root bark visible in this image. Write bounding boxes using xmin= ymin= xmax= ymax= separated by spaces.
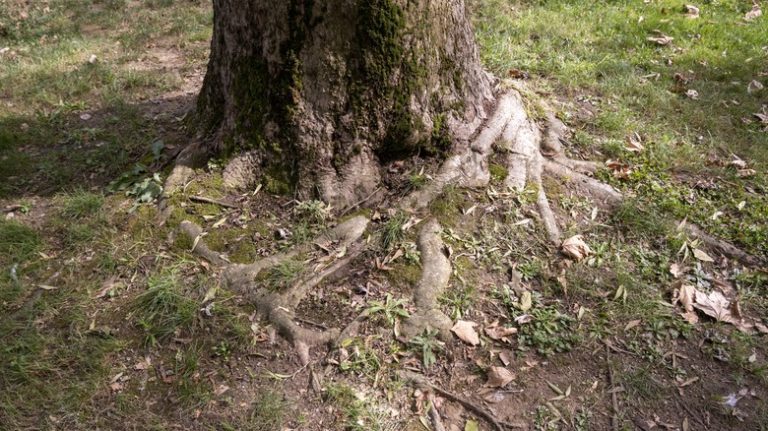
xmin=197 ymin=0 xmax=494 ymax=207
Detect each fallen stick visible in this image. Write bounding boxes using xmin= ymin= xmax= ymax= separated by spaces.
xmin=189 ymin=195 xmax=239 ymax=209
xmin=605 ymin=344 xmax=620 ymax=431
xmin=401 ymin=371 xmax=514 ymax=431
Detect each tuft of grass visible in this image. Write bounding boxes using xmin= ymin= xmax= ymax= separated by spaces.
xmin=257 ymin=259 xmax=304 ymax=291
xmin=364 ymin=294 xmax=410 ymax=326
xmin=131 ymin=270 xmax=199 ymax=346
xmin=381 ymin=212 xmax=409 ymax=250
xmin=0 ymin=220 xmax=41 ymax=264
xmin=244 ymin=390 xmax=288 ymax=431
xmin=324 ymin=384 xmax=400 ymax=431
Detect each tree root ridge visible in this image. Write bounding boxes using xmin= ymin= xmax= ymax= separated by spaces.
xmin=179 ymin=216 xmax=369 ymax=363
xmin=172 ymin=83 xmax=761 ymax=368
xmin=402 ymin=219 xmax=453 ymax=341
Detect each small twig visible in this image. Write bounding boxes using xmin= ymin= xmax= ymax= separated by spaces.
xmin=675 ymin=398 xmax=707 ymax=429
xmin=2 ymin=204 xmax=23 ymax=213
xmin=339 ymin=186 xmax=383 ymax=217
xmin=294 ymin=316 xmax=328 ymax=330
xmin=401 ymin=371 xmax=512 ymax=431
xmin=605 ymin=343 xmax=620 ymax=431
xmin=427 ymin=392 xmax=447 ymax=431
xmin=189 ymin=195 xmax=239 ymax=209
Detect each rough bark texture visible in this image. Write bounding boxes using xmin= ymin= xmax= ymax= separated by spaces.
xmin=198 ymin=0 xmax=494 ymax=207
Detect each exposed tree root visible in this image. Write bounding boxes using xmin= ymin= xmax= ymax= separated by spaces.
xmin=170 ymin=81 xmax=760 ymax=371
xmin=401 ymin=219 xmax=454 ymax=341
xmin=180 ymin=216 xmax=369 ymax=364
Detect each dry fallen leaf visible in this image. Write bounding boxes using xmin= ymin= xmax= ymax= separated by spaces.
xmin=685 ymin=89 xmax=700 ymax=100
xmin=485 ymin=321 xmax=518 ymax=343
xmin=626 ymin=132 xmax=644 ymax=152
xmin=744 ymin=4 xmax=762 ymax=21
xmin=451 ymin=320 xmax=480 ymax=346
xmin=737 ymin=168 xmax=757 ymax=178
xmin=672 ymin=282 xmax=767 ymax=333
xmin=683 ymin=4 xmax=700 ymax=18
xmin=486 ymin=366 xmax=515 ymax=388
xmin=647 ymin=33 xmax=674 ymax=46
xmin=692 ymin=248 xmax=715 ymax=263
xmin=624 ymin=319 xmax=642 ymax=331
xmin=748 ymin=80 xmax=764 ymax=94
xmin=606 ymin=159 xmax=632 ymax=179
xmin=561 ymin=235 xmax=592 ymax=261
xmin=670 ymin=263 xmax=684 ymax=278
xmin=499 ymin=350 xmax=514 ymax=366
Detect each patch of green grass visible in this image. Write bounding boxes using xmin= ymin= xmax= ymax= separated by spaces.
xmin=130 ymin=270 xmax=199 ymax=346
xmin=409 ymin=328 xmax=444 ymax=368
xmin=324 ymin=384 xmax=399 ymax=431
xmin=364 ymin=294 xmax=410 ymax=326
xmin=380 ymin=212 xmax=409 ymax=250
xmin=622 ymin=365 xmax=666 ymax=401
xmin=221 ymin=389 xmax=287 ymax=431
xmin=257 ymin=259 xmax=304 ymax=291
xmin=474 ymin=0 xmax=768 ymax=259
xmin=338 ymin=337 xmax=382 ymax=378
xmin=0 ymin=220 xmax=41 ymax=264
xmin=439 ymin=286 xmax=475 ymax=320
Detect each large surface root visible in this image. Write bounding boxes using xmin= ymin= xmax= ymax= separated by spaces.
xmin=401 ymin=219 xmax=454 ymax=341
xmin=180 ymin=216 xmax=369 ymax=363
xmin=171 ymin=82 xmax=761 ymax=368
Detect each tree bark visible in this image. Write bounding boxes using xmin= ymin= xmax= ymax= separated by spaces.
xmin=197 ymin=0 xmax=495 ymax=207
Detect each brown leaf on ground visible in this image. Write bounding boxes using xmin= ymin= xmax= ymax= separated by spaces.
xmin=692 ymin=248 xmax=714 ymax=262
xmin=744 ymin=4 xmax=762 ymax=21
xmin=485 ymin=321 xmax=518 ymax=343
xmin=486 ymin=366 xmax=515 ymax=388
xmin=683 ymin=4 xmax=700 ymax=18
xmin=669 ymin=263 xmax=684 ymax=278
xmin=605 ymin=159 xmax=632 ymax=179
xmin=748 ymin=80 xmax=764 ymax=94
xmin=672 ymin=282 xmax=767 ymax=333
xmin=626 ymin=132 xmax=644 ymax=152
xmin=647 ymin=33 xmax=674 ymax=46
xmin=561 ymin=235 xmax=592 ymax=261
xmin=451 ymin=320 xmax=480 ymax=346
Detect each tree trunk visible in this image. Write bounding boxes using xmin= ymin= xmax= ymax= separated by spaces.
xmin=197 ymin=0 xmax=495 ymax=207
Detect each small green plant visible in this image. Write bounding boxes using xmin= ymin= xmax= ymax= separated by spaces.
xmin=338 ymin=338 xmax=382 ymax=377
xmin=407 ymin=171 xmax=428 ymax=191
xmin=131 ymin=271 xmax=198 ymax=346
xmin=410 ymin=328 xmax=444 ymax=368
xmin=108 ymin=164 xmax=164 ymax=209
xmin=363 ymin=294 xmax=410 ymax=326
xmin=212 ymin=341 xmax=232 ymax=361
xmin=517 ymin=260 xmax=542 ymax=281
xmin=440 ymin=286 xmax=475 ymax=320
xmin=381 ymin=212 xmax=409 ymax=250
xmin=515 ymin=304 xmax=579 ymax=357
xmin=295 ymin=200 xmax=333 ymax=224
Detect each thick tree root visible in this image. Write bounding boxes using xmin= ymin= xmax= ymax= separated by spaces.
xmin=401 ymin=219 xmax=454 ymax=341
xmin=180 ymin=216 xmax=369 ymax=364
xmin=396 ymin=86 xmax=760 ymax=265
xmin=173 ymin=82 xmax=760 ymax=370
